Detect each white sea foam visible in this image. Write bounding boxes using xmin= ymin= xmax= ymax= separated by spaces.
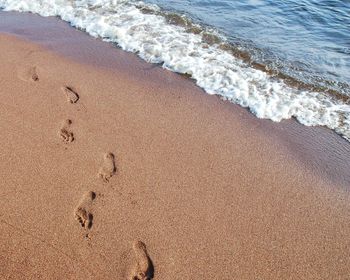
xmin=1 ymin=0 xmax=350 ymax=140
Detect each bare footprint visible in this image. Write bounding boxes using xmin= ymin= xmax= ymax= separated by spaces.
xmin=130 ymin=241 xmax=154 ymax=280
xmin=59 ymin=119 xmax=74 ymax=143
xmin=62 ymin=86 xmax=79 ymax=104
xmin=18 ymin=66 xmax=39 ymax=82
xmin=98 ymin=153 xmax=116 ymax=183
xmin=74 ymin=191 xmax=96 ymax=230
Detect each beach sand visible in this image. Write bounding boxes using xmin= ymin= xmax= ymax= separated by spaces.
xmin=0 ymin=12 xmax=350 ymax=280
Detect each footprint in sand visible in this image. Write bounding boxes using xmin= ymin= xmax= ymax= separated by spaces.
xmin=98 ymin=153 xmax=116 ymax=183
xmin=18 ymin=66 xmax=39 ymax=82
xmin=62 ymin=86 xmax=79 ymax=104
xmin=74 ymin=191 xmax=96 ymax=230
xmin=59 ymin=119 xmax=74 ymax=143
xmin=130 ymin=241 xmax=154 ymax=280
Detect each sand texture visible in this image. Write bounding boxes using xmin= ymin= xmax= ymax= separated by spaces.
xmin=0 ymin=12 xmax=350 ymax=280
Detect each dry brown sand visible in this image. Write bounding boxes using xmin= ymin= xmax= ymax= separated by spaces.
xmin=0 ymin=12 xmax=350 ymax=280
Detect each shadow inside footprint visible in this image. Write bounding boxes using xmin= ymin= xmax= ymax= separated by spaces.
xmin=59 ymin=119 xmax=74 ymax=143
xmin=98 ymin=152 xmax=116 ymax=183
xmin=18 ymin=66 xmax=39 ymax=82
xmin=63 ymin=86 xmax=80 ymax=104
xmin=74 ymin=191 xmax=96 ymax=230
xmin=131 ymin=241 xmax=154 ymax=280
xmin=75 ymin=208 xmax=93 ymax=229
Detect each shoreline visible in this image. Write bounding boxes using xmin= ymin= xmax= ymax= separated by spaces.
xmin=1 ymin=11 xmax=349 ymax=187
xmin=0 ymin=11 xmax=350 ymax=279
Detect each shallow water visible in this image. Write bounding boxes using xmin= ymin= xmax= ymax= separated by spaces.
xmin=145 ymin=0 xmax=350 ymax=95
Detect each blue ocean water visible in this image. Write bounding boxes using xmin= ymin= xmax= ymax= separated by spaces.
xmin=145 ymin=0 xmax=350 ymax=95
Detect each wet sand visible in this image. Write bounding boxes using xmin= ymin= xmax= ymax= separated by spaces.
xmin=0 ymin=11 xmax=350 ymax=280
